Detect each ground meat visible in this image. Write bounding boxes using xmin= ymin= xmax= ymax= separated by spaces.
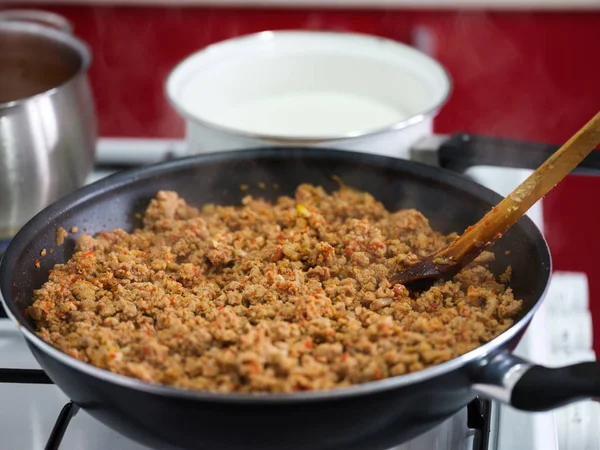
xmin=28 ymin=185 xmax=522 ymax=393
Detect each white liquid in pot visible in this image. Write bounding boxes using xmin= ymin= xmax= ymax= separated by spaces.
xmin=207 ymin=92 xmax=410 ymax=137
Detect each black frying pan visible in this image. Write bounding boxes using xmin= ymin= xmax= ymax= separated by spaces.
xmin=1 ymin=147 xmax=599 ymax=450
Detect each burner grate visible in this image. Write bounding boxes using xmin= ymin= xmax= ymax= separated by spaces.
xmin=46 ymin=402 xmax=80 ymax=450
xmin=0 ymin=368 xmax=53 ymax=384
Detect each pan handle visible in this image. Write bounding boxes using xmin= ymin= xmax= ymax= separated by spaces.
xmin=438 ymin=133 xmax=600 ymax=176
xmin=472 ymin=352 xmax=600 ymax=411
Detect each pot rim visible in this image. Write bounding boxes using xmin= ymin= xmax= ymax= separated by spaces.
xmin=0 ymin=20 xmax=92 ymax=110
xmin=165 ymin=30 xmax=453 ymax=143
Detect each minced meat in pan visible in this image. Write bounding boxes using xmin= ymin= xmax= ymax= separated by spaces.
xmin=28 ymin=185 xmax=521 ymax=393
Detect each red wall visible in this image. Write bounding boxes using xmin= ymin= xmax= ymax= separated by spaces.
xmin=5 ymin=4 xmax=600 ymax=348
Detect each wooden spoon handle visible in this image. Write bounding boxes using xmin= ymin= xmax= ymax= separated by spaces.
xmin=437 ymin=111 xmax=600 ymax=265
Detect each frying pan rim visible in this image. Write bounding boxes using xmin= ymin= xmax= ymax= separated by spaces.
xmin=0 ymin=147 xmax=552 ymax=404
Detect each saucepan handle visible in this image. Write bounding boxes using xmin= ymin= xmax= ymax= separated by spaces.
xmin=472 ymin=352 xmax=600 ymax=411
xmin=438 ymin=133 xmax=600 ymax=176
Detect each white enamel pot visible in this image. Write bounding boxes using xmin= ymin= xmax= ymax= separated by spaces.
xmin=165 ymin=30 xmax=451 ymax=159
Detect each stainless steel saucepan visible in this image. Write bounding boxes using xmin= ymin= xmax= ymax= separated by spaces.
xmin=0 ymin=10 xmax=96 ymax=242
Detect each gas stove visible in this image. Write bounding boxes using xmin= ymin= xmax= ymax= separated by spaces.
xmin=0 ymin=137 xmax=597 ymax=450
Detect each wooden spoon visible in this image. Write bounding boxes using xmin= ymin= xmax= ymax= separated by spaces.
xmin=391 ymin=111 xmax=600 ymax=290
